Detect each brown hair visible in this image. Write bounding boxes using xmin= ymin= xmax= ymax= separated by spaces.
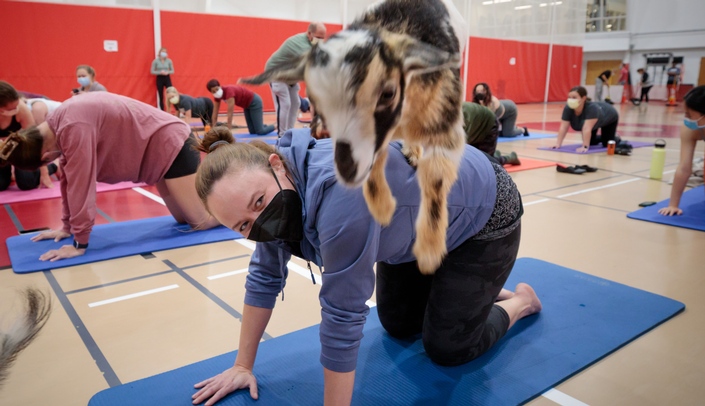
xmin=472 ymin=83 xmax=493 ymax=106
xmin=195 ymin=128 xmax=286 ymax=211
xmin=684 ymin=85 xmax=705 ymax=115
xmin=0 ymin=128 xmax=44 ymax=170
xmin=0 ymin=81 xmax=20 ymax=108
xmin=569 ymin=86 xmax=588 ymax=98
xmin=76 ymin=65 xmax=96 ymax=78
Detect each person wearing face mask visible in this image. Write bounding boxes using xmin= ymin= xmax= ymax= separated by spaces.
xmin=189 ymin=127 xmax=542 ymax=406
xmin=151 ymin=47 xmax=175 ymax=111
xmin=262 ymin=22 xmax=327 ymax=137
xmin=73 ymin=65 xmax=107 ymax=95
xmin=165 ymin=87 xmax=214 ymax=128
xmin=0 ymin=81 xmax=56 ymax=191
xmin=206 ymin=79 xmax=275 ymax=135
xmin=0 ymin=92 xmax=220 ymax=261
xmin=554 ymin=86 xmax=620 ymax=153
xmin=472 ymin=83 xmax=529 ymax=138
xmin=659 ymin=85 xmax=705 ymax=216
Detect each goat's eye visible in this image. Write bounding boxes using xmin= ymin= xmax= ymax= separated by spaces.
xmin=377 ymin=86 xmax=397 ymax=110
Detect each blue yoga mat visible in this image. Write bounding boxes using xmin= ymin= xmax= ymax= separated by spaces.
xmin=538 ymin=140 xmax=651 ymax=154
xmin=627 ymin=186 xmax=705 ymax=231
xmin=234 ymin=132 xmax=277 ymax=139
xmin=88 ymin=258 xmax=683 ymax=406
xmin=7 ymin=216 xmax=242 ymax=273
xmin=497 ymin=132 xmax=557 ymax=143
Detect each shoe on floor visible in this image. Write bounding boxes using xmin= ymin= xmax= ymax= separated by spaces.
xmin=556 ymin=164 xmax=586 ymax=174
xmin=523 ymin=126 xmax=530 ymax=136
xmin=506 ymin=152 xmax=521 ymax=166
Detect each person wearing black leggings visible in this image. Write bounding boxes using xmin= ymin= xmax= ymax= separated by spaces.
xmin=151 ymin=48 xmax=174 ymax=111
xmin=554 ymin=85 xmax=620 ymax=153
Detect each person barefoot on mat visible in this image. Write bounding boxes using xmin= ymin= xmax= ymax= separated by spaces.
xmin=659 ymin=86 xmax=705 ymax=216
xmin=472 ymin=82 xmax=529 ymax=138
xmin=206 ymin=79 xmax=274 ymax=135
xmin=554 ymin=86 xmax=620 ymax=154
xmin=0 ymin=92 xmax=220 ymax=262
xmin=189 ymin=128 xmax=541 ymax=406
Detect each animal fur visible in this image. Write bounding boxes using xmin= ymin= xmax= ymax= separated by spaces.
xmin=0 ymin=288 xmax=52 ymax=388
xmin=241 ymin=0 xmax=467 ymax=274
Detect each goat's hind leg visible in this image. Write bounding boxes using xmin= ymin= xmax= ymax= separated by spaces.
xmin=413 ymin=138 xmax=463 ymax=275
xmin=363 ymin=147 xmax=396 ymax=226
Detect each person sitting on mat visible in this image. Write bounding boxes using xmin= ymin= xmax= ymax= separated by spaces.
xmin=659 ymin=85 xmax=705 ymax=216
xmin=472 ymin=83 xmax=529 ymax=138
xmin=462 ymin=102 xmax=520 ymax=166
xmin=0 ymin=92 xmax=220 ymax=262
xmin=165 ymin=87 xmax=214 ymax=128
xmin=554 ymin=86 xmax=620 ymax=154
xmin=72 ymin=65 xmax=107 ymax=95
xmin=206 ymin=79 xmax=274 ymax=135
xmin=189 ymin=128 xmax=542 ymax=406
xmin=0 ymin=81 xmax=56 ymax=191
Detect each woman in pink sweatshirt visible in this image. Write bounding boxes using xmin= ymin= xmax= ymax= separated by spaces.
xmin=0 ymin=92 xmax=220 ymax=261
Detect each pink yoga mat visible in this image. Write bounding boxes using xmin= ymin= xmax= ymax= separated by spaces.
xmin=0 ymin=181 xmax=146 ymax=205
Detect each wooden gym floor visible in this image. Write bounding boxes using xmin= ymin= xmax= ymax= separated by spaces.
xmin=1 ymin=102 xmax=703 ymax=405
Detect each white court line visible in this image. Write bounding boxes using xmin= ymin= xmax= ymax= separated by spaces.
xmin=523 ymin=198 xmax=550 ymax=207
xmin=88 ymin=284 xmax=179 ymax=308
xmin=663 ymin=169 xmax=676 ymax=175
xmin=542 ymin=388 xmax=590 ymax=406
xmin=234 ymin=239 xmax=376 ymax=307
xmin=132 ymin=187 xmax=165 ymax=205
xmin=208 ymin=268 xmax=249 ymax=280
xmin=557 ymin=178 xmax=641 ymax=198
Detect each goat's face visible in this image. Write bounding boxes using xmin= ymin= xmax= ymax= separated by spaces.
xmin=306 ymin=30 xmax=405 ymax=186
xmin=239 ymin=28 xmax=460 ymax=187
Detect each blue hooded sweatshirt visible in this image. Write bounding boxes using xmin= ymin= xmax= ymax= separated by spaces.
xmin=244 ymin=129 xmax=497 ymax=373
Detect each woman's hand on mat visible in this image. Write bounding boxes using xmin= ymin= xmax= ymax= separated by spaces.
xmin=30 ymin=229 xmax=70 ymax=243
xmin=575 ymin=146 xmax=589 ymax=153
xmin=658 ymin=206 xmax=683 ymax=216
xmin=39 ymin=170 xmax=54 ymax=189
xmin=551 ymin=144 xmax=561 ymax=150
xmin=192 ymin=365 xmax=258 ymax=405
xmin=39 ymin=245 xmax=86 ymax=262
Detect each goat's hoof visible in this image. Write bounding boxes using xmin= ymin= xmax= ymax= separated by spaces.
xmin=413 ymin=240 xmax=445 ymax=275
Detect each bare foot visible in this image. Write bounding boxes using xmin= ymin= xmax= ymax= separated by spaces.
xmin=514 ymin=283 xmax=542 ymax=319
xmin=496 ymin=288 xmax=515 ymax=301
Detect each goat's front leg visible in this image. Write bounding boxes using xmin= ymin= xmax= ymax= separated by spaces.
xmin=413 ymin=140 xmax=463 ymax=274
xmin=363 ymin=147 xmax=396 ymax=226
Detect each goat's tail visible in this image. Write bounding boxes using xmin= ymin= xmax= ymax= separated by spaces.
xmin=0 ymin=288 xmax=52 ymax=388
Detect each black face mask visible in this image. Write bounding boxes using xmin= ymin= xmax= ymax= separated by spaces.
xmin=248 ymin=169 xmax=304 ymax=243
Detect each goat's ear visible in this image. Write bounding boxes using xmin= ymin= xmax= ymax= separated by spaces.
xmin=239 ymin=51 xmax=308 ymax=85
xmin=384 ymin=32 xmax=461 ymax=75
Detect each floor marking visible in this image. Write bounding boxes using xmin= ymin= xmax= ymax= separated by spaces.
xmin=96 ymin=207 xmax=116 ymax=223
xmin=4 ymin=203 xmax=24 ymax=231
xmin=88 ymin=284 xmax=179 ymax=308
xmin=524 ymin=198 xmax=550 ymax=206
xmin=132 ymin=187 xmax=165 ymax=205
xmin=65 ymin=269 xmax=175 ymax=295
xmin=662 ymin=169 xmax=676 ymax=175
xmin=44 ymin=270 xmax=121 ymax=387
xmin=208 ymin=268 xmax=248 ymax=280
xmin=542 ymin=388 xmax=590 ymax=406
xmin=557 ymin=178 xmax=641 ymax=198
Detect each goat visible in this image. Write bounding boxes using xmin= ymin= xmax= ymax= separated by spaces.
xmin=0 ymin=288 xmax=52 ymax=388
xmin=241 ymin=0 xmax=467 ymax=274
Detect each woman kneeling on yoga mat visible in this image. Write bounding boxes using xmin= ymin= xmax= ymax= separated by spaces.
xmin=0 ymin=92 xmax=220 ymax=262
xmin=659 ymin=85 xmax=705 ymax=216
xmin=189 ymin=129 xmax=542 ymax=406
xmin=554 ymin=86 xmax=620 ymax=153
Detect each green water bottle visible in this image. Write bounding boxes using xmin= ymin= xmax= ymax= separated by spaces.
xmin=649 ymin=139 xmax=667 ymax=180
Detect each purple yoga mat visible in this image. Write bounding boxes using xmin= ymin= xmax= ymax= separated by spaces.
xmin=538 ymin=141 xmax=652 ymax=154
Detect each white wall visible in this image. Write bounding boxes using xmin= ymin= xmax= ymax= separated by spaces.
xmin=584 ymin=0 xmax=705 ymax=86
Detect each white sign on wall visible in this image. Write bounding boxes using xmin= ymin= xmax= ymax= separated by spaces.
xmin=104 ymin=40 xmax=118 ymax=52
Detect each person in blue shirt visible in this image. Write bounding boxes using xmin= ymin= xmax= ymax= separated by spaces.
xmin=189 ymin=127 xmax=542 ymax=406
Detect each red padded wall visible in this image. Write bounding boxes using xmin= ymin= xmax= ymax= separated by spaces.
xmin=0 ymin=1 xmax=155 ymax=104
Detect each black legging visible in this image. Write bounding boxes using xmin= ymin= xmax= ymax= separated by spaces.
xmin=590 ymin=119 xmax=619 ymax=147
xmin=156 ymin=75 xmax=172 ymax=111
xmin=640 ymin=86 xmax=653 ymax=103
xmin=375 ymin=223 xmax=521 ymax=366
xmin=0 ymin=164 xmax=57 ymax=191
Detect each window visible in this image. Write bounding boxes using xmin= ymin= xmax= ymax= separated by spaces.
xmin=586 ymin=0 xmax=626 ymax=32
